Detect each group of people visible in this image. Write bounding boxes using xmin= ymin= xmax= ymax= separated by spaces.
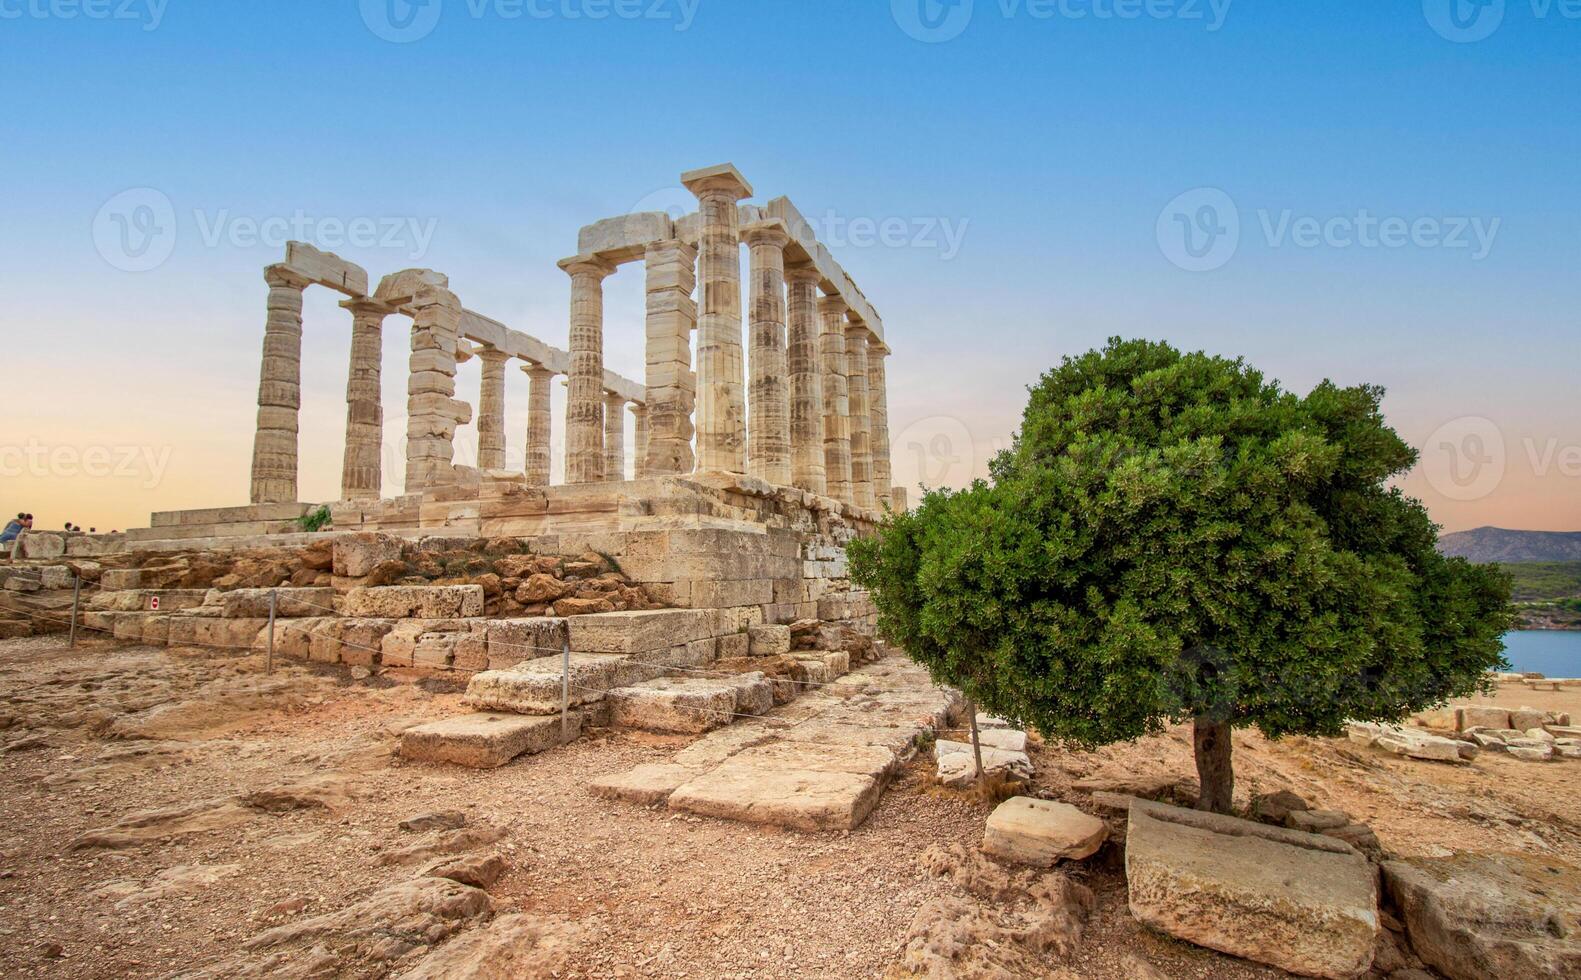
xmin=1 ymin=513 xmax=33 ymax=559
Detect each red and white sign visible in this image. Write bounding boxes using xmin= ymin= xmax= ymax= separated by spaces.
xmin=149 ymin=597 xmax=160 ymax=611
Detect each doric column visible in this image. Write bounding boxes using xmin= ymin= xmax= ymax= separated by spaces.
xmin=643 ymin=239 xmax=698 ymax=477
xmin=338 ymin=298 xmax=388 ymax=501
xmin=785 ymin=263 xmax=826 ymax=495
xmin=522 ymin=364 xmax=554 ymax=487
xmin=818 ymin=294 xmax=852 ymax=505
xmin=846 ymin=322 xmax=875 ymax=511
xmin=604 ymin=393 xmax=626 ymax=482
xmin=683 ymin=164 xmax=753 ymax=474
xmin=744 ymin=219 xmax=791 ymax=487
xmin=868 ymin=343 xmax=892 ymax=509
xmin=476 ymin=346 xmax=509 ymax=472
xmin=558 ymin=254 xmax=615 ymax=484
xmin=249 ymin=265 xmax=312 ymax=504
xmin=632 ymin=403 xmax=649 ymax=480
xmin=405 ymin=284 xmax=469 ymax=493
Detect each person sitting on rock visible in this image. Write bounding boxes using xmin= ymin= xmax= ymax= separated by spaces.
xmin=1 ymin=513 xmax=31 ymax=559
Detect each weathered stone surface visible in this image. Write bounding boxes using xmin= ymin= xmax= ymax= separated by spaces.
xmin=935 ymin=739 xmax=1034 ymax=787
xmin=219 ymin=587 xmax=336 ymax=618
xmin=588 ymin=763 xmax=704 ymax=806
xmin=566 ymin=608 xmax=715 ymax=654
xmin=1456 ymin=705 xmax=1511 ymax=731
xmin=1383 ymin=853 xmax=1581 ymax=980
xmin=344 ymin=585 xmax=484 ymax=619
xmin=981 ymin=797 xmax=1107 ymax=867
xmin=464 ymin=655 xmax=627 ymax=714
xmin=606 ymin=678 xmax=737 ymax=734
xmin=399 ymin=712 xmax=580 ymax=768
xmin=668 ymin=763 xmax=884 ymax=832
xmin=482 ymin=617 xmax=568 ymax=670
xmin=1125 ymin=799 xmax=1378 ymax=979
xmin=333 ymin=532 xmax=404 ymax=577
xmin=747 ymin=623 xmax=792 ymax=656
xmin=396 ymin=912 xmax=584 ymax=979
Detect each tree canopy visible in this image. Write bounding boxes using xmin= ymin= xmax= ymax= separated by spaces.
xmin=850 ymin=338 xmax=1512 ymax=806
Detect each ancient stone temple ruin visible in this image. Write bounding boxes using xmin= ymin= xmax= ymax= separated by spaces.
xmin=7 ymin=164 xmax=958 ymax=833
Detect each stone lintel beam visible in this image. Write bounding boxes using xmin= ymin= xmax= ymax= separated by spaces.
xmin=283 ymin=240 xmax=370 ymax=297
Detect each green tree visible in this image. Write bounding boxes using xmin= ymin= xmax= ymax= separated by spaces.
xmin=851 ymin=339 xmax=1513 ymax=813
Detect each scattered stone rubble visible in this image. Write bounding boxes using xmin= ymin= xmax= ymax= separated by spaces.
xmin=934 ymin=713 xmax=1036 ymax=787
xmin=1349 ymin=703 xmax=1578 ymax=764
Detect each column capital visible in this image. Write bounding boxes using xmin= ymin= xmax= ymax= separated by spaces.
xmin=521 ymin=362 xmax=557 ymax=381
xmin=817 ymin=293 xmax=849 ymax=316
xmin=477 ymin=345 xmax=511 ymax=365
xmin=339 ymin=296 xmax=394 ymax=318
xmin=868 ymin=340 xmax=890 ymax=358
xmin=785 ymin=262 xmax=822 ymax=285
xmin=557 ymin=254 xmax=616 ymax=279
xmin=843 ymin=321 xmax=870 ymax=342
xmin=603 ymin=391 xmax=628 ymax=409
xmin=264 ymin=264 xmax=313 ymax=291
xmin=742 ymin=218 xmax=790 ymax=249
xmin=681 ymin=162 xmax=753 ymax=201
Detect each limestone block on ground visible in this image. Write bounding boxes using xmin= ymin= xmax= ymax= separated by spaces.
xmin=20 ymin=533 xmax=65 ymax=559
xmin=344 ymin=585 xmax=484 ymax=619
xmin=399 ymin=712 xmax=581 ymax=768
xmin=311 ymin=618 xmax=396 ymax=667
xmin=1507 ymin=744 xmax=1554 ymax=762
xmin=935 ymin=739 xmax=1034 ymax=787
xmin=981 ymin=797 xmax=1107 ymax=867
xmin=715 ymin=633 xmax=749 ymax=659
xmin=333 ymin=532 xmax=404 ymax=578
xmin=483 ymin=617 xmax=567 ymax=669
xmin=413 ymin=630 xmax=487 ymax=671
xmin=219 ymin=588 xmax=336 ymax=618
xmin=1456 ymin=705 xmax=1511 ymax=731
xmin=976 ymin=728 xmax=1027 ymax=752
xmin=588 ymin=763 xmax=704 ymax=806
xmin=100 ymin=568 xmax=142 ymax=590
xmin=819 ymin=649 xmax=850 ymax=676
xmin=1125 ymin=799 xmax=1377 ymax=980
xmin=606 ymin=678 xmax=738 ymax=734
xmin=464 ymin=654 xmax=628 ymax=714
xmin=747 ymin=624 xmax=792 ymax=656
xmin=718 ymin=672 xmax=774 ymax=716
xmin=1508 ymin=706 xmax=1547 ymax=732
xmin=39 ymin=566 xmax=74 ymax=590
xmin=168 ymin=616 xmax=271 ymax=650
xmin=668 ymin=763 xmax=885 ymax=832
xmin=1382 ymin=852 xmax=1581 ymax=980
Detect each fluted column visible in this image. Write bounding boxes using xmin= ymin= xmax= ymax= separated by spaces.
xmin=522 ymin=364 xmax=554 ymax=487
xmin=683 ymin=165 xmax=753 ymax=474
xmin=476 ymin=346 xmax=509 ymax=472
xmin=404 ymin=284 xmax=468 ymax=493
xmin=249 ymin=265 xmax=312 ymax=504
xmin=632 ymin=403 xmax=649 ymax=480
xmin=818 ymin=295 xmax=852 ymax=505
xmin=643 ymin=239 xmax=698 ymax=477
xmin=785 ymin=263 xmax=826 ymax=495
xmin=744 ymin=219 xmax=791 ymax=486
xmin=868 ymin=343 xmax=892 ymax=509
xmin=604 ymin=393 xmax=627 ymax=482
xmin=846 ymin=322 xmax=875 ymax=511
xmin=558 ymin=255 xmax=615 ymax=484
xmin=338 ymin=298 xmax=388 ymax=500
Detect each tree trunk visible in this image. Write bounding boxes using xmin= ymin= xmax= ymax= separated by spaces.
xmin=1193 ymin=716 xmax=1235 ymax=814
xmin=965 ymin=698 xmax=984 ymax=787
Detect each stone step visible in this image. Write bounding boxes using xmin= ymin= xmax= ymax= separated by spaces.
xmin=399 ymin=711 xmax=583 ymax=768
xmin=567 ymin=608 xmax=716 ymax=654
xmin=343 ymin=585 xmax=484 ymax=619
xmin=464 ymin=654 xmax=636 ymax=715
xmin=605 ymin=674 xmax=773 ymax=735
xmin=86 ymin=589 xmax=209 ymax=613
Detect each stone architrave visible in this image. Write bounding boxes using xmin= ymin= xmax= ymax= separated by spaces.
xmin=643 ymin=239 xmax=698 ymax=477
xmin=558 ymin=255 xmax=615 ymax=484
xmin=683 ymin=164 xmax=753 ymax=474
xmin=522 ymin=364 xmax=554 ymax=487
xmin=404 ymin=283 xmax=469 ymax=492
xmin=339 ymin=297 xmax=388 ymax=501
xmin=846 ymin=322 xmax=875 ymax=510
xmin=249 ymin=265 xmax=313 ymax=504
xmin=818 ymin=294 xmax=852 ymax=505
xmin=476 ymin=346 xmax=509 ymax=472
xmin=744 ymin=219 xmax=792 ymax=487
xmin=868 ymin=343 xmax=892 ymax=509
xmin=784 ymin=263 xmax=826 ymax=495
xmin=604 ymin=393 xmax=627 ymax=482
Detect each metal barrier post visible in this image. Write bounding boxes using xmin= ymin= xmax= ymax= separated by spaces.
xmin=561 ymin=633 xmax=571 ymax=740
xmin=266 ymin=588 xmax=277 ymax=674
xmin=68 ymin=576 xmax=81 ymax=649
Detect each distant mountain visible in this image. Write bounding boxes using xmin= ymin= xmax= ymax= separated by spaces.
xmin=1438 ymin=527 xmax=1581 ymax=564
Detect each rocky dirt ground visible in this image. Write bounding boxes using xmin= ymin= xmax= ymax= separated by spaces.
xmin=1 ymin=635 xmax=1577 ymax=979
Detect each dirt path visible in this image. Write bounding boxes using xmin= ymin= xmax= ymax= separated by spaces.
xmin=1 ymin=636 xmax=1574 ymax=978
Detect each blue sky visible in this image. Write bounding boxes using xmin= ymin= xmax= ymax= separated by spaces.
xmin=1 ymin=0 xmax=1577 ymax=531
